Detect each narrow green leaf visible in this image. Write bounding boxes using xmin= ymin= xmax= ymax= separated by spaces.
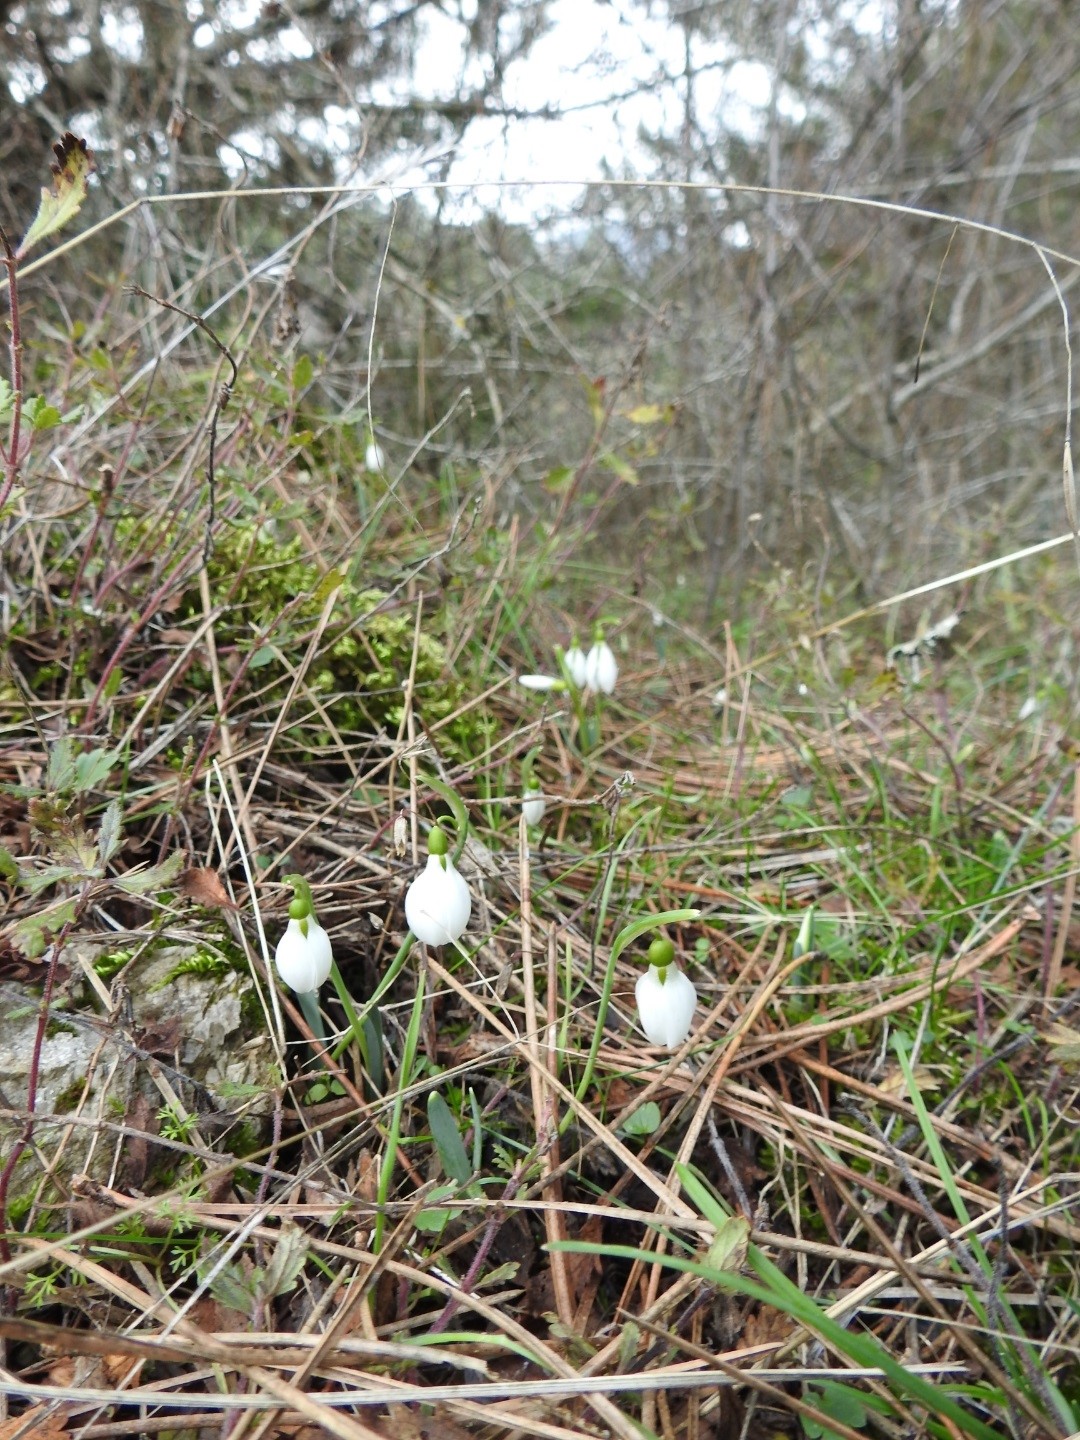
xmin=428 ymin=1091 xmax=472 ymax=1186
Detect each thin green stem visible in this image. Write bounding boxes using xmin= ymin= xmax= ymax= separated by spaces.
xmin=374 ymin=961 xmax=426 ymax=1252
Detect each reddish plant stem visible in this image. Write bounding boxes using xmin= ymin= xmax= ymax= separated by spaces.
xmin=0 ymin=909 xmax=81 ymax=1271
xmin=82 ymin=546 xmax=202 ymax=729
xmin=428 ymin=1159 xmax=526 ymax=1335
xmin=0 ymin=227 xmax=24 ymax=514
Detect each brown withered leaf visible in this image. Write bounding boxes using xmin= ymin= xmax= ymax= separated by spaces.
xmin=134 ymin=1015 xmax=183 ymax=1058
xmin=178 ymin=866 xmax=238 ymax=910
xmin=119 ymin=1092 xmax=156 ymax=1190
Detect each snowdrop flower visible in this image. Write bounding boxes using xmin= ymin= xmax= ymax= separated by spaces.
xmin=1018 ymin=695 xmax=1040 ymax=721
xmin=564 ymin=641 xmax=589 ymax=689
xmin=275 ymin=879 xmax=333 ymax=993
xmin=364 ymin=440 xmax=386 ymax=473
xmin=518 ymin=673 xmax=563 ymax=691
xmin=522 ymin=786 xmax=546 ymax=827
xmin=711 ymin=687 xmax=728 ymax=709
xmin=634 ymin=938 xmax=697 ymax=1047
xmin=405 ymin=825 xmax=471 ymax=946
xmin=584 ymin=636 xmax=618 ymax=695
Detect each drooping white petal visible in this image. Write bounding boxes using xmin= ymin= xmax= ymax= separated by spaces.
xmin=518 ymin=673 xmax=560 ymax=691
xmin=1018 ymin=695 xmax=1040 ymax=721
xmin=275 ymin=917 xmax=334 ymax=993
xmin=364 ymin=441 xmax=386 ymax=473
xmin=522 ymin=788 xmax=546 ymax=827
xmin=635 ymin=964 xmax=697 ymax=1047
xmin=564 ymin=645 xmax=589 ymax=689
xmin=585 ymin=641 xmax=618 ymax=695
xmin=405 ymin=853 xmax=472 ymax=945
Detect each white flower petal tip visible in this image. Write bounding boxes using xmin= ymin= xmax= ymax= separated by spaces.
xmin=518 ymin=673 xmax=560 ymax=691
xmin=634 ymin=964 xmax=697 ymax=1047
xmin=522 ymin=789 xmax=546 ymax=827
xmin=585 ymin=640 xmax=618 ymax=695
xmin=564 ymin=645 xmax=589 ymax=689
xmin=275 ymin=917 xmax=334 ymax=993
xmin=364 ymin=441 xmax=386 ymax=473
xmin=1018 ymin=696 xmax=1040 ymax=721
xmin=405 ymin=853 xmax=472 ymax=946
xmin=711 ymin=687 xmax=728 ymax=709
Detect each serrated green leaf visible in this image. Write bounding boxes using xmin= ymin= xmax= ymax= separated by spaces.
xmin=13 ymin=897 xmax=79 ymax=957
xmin=114 ymin=850 xmax=185 ymax=895
xmin=47 ymin=737 xmax=75 ymax=793
xmin=98 ymin=801 xmax=124 ymax=865
xmin=207 ymin=1262 xmax=257 ymax=1313
xmin=18 ymin=133 xmax=95 ymax=259
xmin=0 ymin=846 xmax=18 ymax=882
xmin=72 ymin=747 xmax=116 ymax=794
xmin=259 ymin=1221 xmax=308 ymax=1300
xmin=25 ymin=396 xmax=61 ymax=431
xmin=0 ymin=378 xmax=13 ymax=419
xmin=20 ymin=864 xmax=85 ymax=897
xmin=621 ymin=1101 xmax=661 ymax=1137
xmin=428 ymin=1092 xmax=472 ymax=1186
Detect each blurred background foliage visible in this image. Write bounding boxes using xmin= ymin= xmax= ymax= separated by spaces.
xmin=2 ymin=0 xmax=1079 ymax=617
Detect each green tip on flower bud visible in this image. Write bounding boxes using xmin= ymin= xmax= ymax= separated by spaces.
xmin=648 ymin=937 xmax=676 ymax=970
xmin=427 ymin=825 xmax=450 ymax=857
xmin=286 ymin=873 xmax=315 ymax=921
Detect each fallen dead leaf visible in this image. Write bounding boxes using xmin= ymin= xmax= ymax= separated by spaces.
xmin=178 ymin=866 xmax=238 ymax=910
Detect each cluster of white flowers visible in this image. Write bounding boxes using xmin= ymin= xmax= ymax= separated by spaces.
xmin=273 ymin=827 xmax=473 ymax=998
xmin=273 ymin=667 xmax=701 ymax=1057
xmin=518 ymin=627 xmax=618 ymax=697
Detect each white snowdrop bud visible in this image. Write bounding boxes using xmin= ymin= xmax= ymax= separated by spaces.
xmin=522 ymin=787 xmax=546 ymax=827
xmin=585 ymin=640 xmax=618 ymax=695
xmin=564 ymin=644 xmax=589 ymax=689
xmin=404 ymin=826 xmax=472 ymax=946
xmin=634 ymin=939 xmax=696 ymax=1047
xmin=275 ymin=917 xmax=334 ymax=994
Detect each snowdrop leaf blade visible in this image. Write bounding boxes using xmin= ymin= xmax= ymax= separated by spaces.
xmin=428 ymin=1092 xmax=472 ymax=1185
